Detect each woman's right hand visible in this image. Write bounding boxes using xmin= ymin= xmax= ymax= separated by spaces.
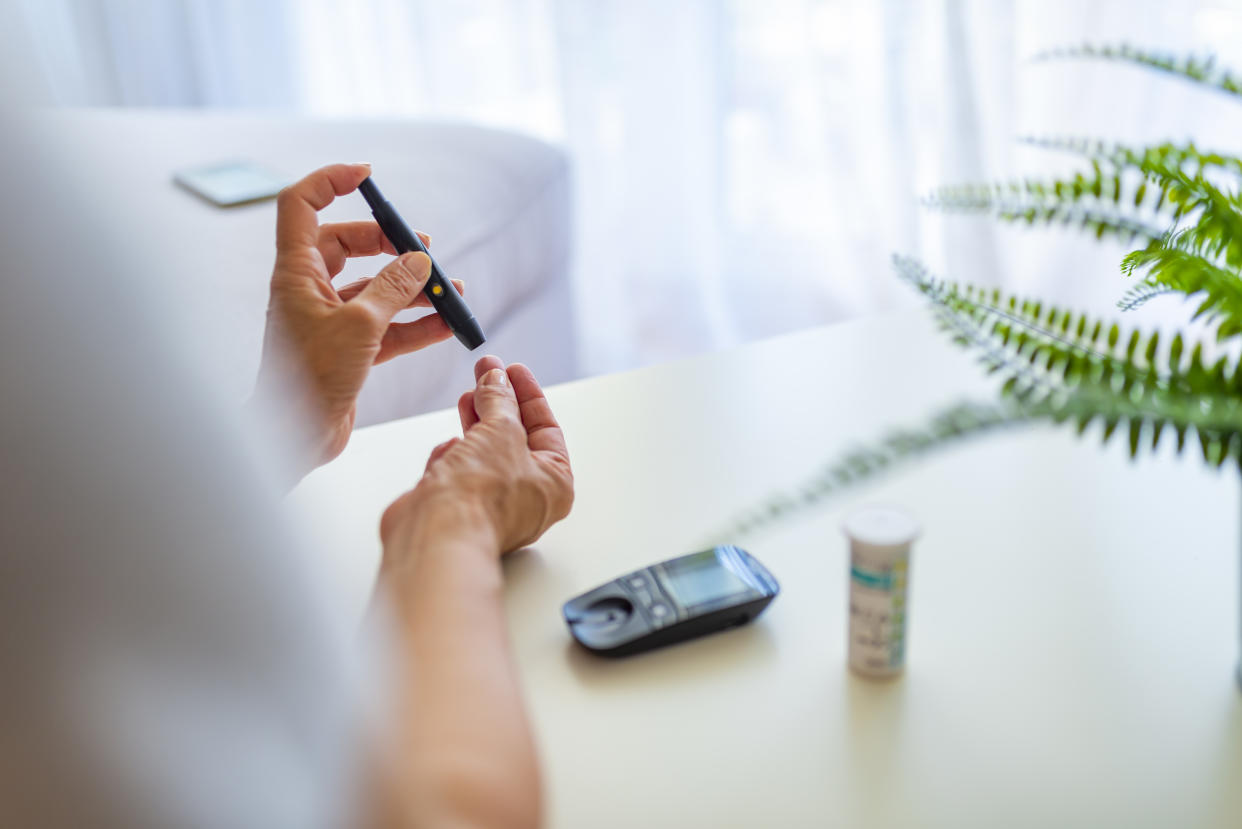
xmin=380 ymin=356 xmax=574 ymax=566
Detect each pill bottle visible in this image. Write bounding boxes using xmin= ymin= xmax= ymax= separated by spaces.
xmin=843 ymin=505 xmax=920 ymax=679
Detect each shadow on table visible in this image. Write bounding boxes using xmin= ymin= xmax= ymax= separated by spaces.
xmin=500 ymin=543 xmax=783 ymax=691
xmin=501 ymin=546 xmax=553 ymax=581
xmin=560 ymin=621 xmax=781 ymax=692
xmin=1207 ymin=690 xmax=1242 ymax=815
xmin=840 ymin=670 xmax=912 ymax=823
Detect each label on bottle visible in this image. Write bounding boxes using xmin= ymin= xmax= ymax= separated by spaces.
xmin=847 ymin=557 xmax=909 ymax=676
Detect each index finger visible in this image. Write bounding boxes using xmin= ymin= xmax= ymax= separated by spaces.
xmin=276 ymin=163 xmax=372 ymax=253
xmin=507 ymin=363 xmax=569 ymax=459
xmin=317 ymin=221 xmax=396 ymax=276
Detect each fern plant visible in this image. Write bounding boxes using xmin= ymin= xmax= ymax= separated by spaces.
xmin=731 ymin=44 xmax=1242 ymax=537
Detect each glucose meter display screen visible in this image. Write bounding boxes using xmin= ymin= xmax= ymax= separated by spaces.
xmin=662 ymin=550 xmax=750 ymax=607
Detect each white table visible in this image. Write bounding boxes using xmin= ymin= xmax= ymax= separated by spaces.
xmin=291 ymin=311 xmax=1242 ymax=828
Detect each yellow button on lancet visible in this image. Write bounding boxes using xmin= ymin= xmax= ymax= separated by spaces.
xmin=431 ymin=283 xmax=444 ymax=296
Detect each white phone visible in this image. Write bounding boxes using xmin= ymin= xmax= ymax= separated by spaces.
xmin=173 ymin=160 xmax=289 ymax=207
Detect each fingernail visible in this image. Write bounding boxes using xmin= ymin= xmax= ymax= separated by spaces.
xmin=481 ymin=368 xmax=507 ymax=387
xmin=352 ymin=161 xmax=372 ymax=168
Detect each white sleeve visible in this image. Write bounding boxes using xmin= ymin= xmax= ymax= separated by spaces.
xmin=0 ymin=114 xmax=368 ymax=826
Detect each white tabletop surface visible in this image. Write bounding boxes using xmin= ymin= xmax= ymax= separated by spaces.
xmin=291 ymin=311 xmax=1242 ymax=828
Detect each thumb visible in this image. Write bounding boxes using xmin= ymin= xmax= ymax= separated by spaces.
xmin=472 ymin=367 xmax=520 ymax=423
xmin=354 ymin=252 xmax=431 ymax=320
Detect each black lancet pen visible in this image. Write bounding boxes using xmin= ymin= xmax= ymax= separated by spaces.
xmin=358 ymin=176 xmax=486 ymax=350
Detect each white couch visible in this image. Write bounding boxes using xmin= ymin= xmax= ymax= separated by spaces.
xmin=51 ymin=109 xmax=576 ymax=425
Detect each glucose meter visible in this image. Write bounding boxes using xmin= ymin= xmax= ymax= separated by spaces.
xmin=563 ymin=546 xmax=779 ymax=657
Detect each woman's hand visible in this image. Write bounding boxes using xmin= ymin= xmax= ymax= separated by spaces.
xmin=251 ymin=163 xmax=463 ymax=472
xmin=369 ymin=357 xmax=571 ymax=829
xmin=380 ymin=356 xmax=575 ymax=564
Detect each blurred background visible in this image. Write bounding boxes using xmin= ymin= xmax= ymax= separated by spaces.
xmin=14 ymin=0 xmax=1242 ymax=387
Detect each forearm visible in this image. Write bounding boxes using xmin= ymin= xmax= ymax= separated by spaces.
xmin=242 ymin=377 xmax=329 ymax=491
xmin=377 ymin=515 xmax=542 ymax=829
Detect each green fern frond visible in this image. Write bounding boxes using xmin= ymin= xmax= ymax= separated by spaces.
xmin=1021 ymin=136 xmax=1242 ymax=182
xmin=1033 ymin=43 xmax=1242 ymax=99
xmin=925 ymin=179 xmax=1166 ymax=243
xmin=893 ymin=254 xmax=1242 ymax=467
xmin=934 ymin=142 xmax=1242 ymax=243
xmin=731 ymin=250 xmax=1242 ymax=540
xmin=1146 ymin=189 xmax=1242 ymax=269
xmin=1117 ymin=279 xmax=1179 ymax=312
xmin=938 ymin=133 xmax=1242 ymax=336
xmin=724 ymin=399 xmax=1027 ymax=539
xmin=1124 ymin=226 xmax=1218 ymax=270
xmin=1019 ymin=137 xmax=1242 ymax=232
xmin=1120 ymin=245 xmax=1242 ymax=336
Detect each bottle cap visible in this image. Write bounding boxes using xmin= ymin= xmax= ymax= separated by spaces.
xmin=842 ymin=504 xmax=920 ymax=549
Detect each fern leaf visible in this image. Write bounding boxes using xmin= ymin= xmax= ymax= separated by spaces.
xmin=937 ymin=141 xmax=1242 ymax=257
xmin=925 ymin=181 xmax=1166 ymax=243
xmin=893 ymin=255 xmax=1242 ymax=467
xmin=1119 ymin=245 xmax=1242 ymax=335
xmin=1021 ymin=136 xmax=1242 ymax=182
xmin=1117 ymin=279 xmax=1179 ymax=312
xmin=1033 ymin=43 xmax=1242 ymax=100
xmin=722 ymin=399 xmax=1027 ymax=539
xmin=937 ymin=134 xmax=1242 ymax=337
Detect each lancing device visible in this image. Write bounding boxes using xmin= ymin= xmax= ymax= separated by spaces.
xmin=357 ymin=176 xmax=486 ymax=350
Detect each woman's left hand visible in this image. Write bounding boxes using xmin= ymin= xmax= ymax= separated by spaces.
xmin=252 ymin=163 xmax=463 ymax=472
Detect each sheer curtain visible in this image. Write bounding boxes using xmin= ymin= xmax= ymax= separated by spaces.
xmin=19 ymin=0 xmax=1242 ymax=373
